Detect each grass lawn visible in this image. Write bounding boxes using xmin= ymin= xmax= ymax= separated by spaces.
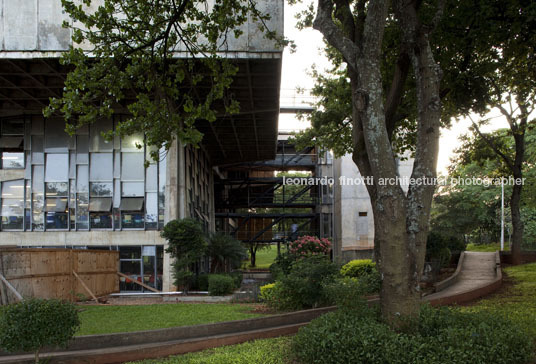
xmin=127 ymin=337 xmax=292 ymax=364
xmin=466 ymin=242 xmax=510 ymax=252
xmin=76 ymin=303 xmax=266 ymax=336
xmin=461 ymin=262 xmax=536 ymax=340
xmin=243 ymin=244 xmax=285 ymax=269
xmin=127 ymin=262 xmax=536 ymax=364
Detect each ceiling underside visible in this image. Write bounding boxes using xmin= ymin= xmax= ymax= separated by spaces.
xmin=0 ymin=57 xmax=281 ymax=166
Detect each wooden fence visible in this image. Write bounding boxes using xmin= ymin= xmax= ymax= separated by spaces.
xmin=0 ymin=248 xmax=119 ymax=303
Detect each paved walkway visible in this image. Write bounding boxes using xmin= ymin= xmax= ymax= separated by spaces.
xmin=425 ymin=251 xmax=499 ymax=303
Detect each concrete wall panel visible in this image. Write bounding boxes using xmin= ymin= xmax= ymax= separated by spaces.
xmin=38 ymin=0 xmax=71 ymax=50
xmin=3 ymin=0 xmax=37 ymax=50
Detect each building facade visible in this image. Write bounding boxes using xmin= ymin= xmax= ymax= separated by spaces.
xmin=0 ymin=0 xmax=283 ymax=292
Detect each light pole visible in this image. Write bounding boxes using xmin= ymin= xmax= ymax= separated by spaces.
xmin=501 ymin=179 xmax=505 ymax=251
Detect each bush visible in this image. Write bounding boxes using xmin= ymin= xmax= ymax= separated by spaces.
xmin=426 ymin=231 xmax=453 ymax=268
xmin=228 ymin=271 xmax=243 ymax=289
xmin=289 ymin=235 xmax=331 ymax=257
xmin=322 ymin=277 xmax=374 ymax=313
xmin=208 ymin=275 xmax=236 ymax=296
xmin=258 ymin=281 xmax=302 ymax=311
xmin=340 ymin=259 xmax=381 ymax=294
xmin=0 ymin=298 xmax=80 ymax=363
xmin=269 ymin=251 xmax=298 ymax=281
xmin=292 ymin=305 xmax=534 ymax=364
xmin=162 ymin=218 xmax=207 ymax=290
xmin=264 ymin=255 xmax=340 ymax=311
xmin=340 ymin=259 xmax=376 ymax=278
xmin=195 ymin=273 xmax=210 ymax=291
xmin=207 ymin=233 xmax=248 ymax=273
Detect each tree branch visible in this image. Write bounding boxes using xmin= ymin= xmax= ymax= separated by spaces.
xmin=469 ymin=115 xmax=515 ymax=170
xmin=313 ymin=0 xmax=360 ymax=71
xmin=385 ymin=50 xmax=410 ymax=140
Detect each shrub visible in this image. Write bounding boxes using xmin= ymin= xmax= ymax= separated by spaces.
xmin=208 ymin=275 xmax=236 ymax=296
xmin=269 ymin=251 xmax=298 ymax=280
xmin=258 ymin=281 xmax=302 ymax=311
xmin=340 ymin=259 xmax=376 ymax=278
xmin=0 ymin=298 xmax=80 ymax=364
xmin=264 ymin=255 xmax=340 ymax=311
xmin=228 ymin=271 xmax=243 ymax=289
xmin=426 ymin=231 xmax=455 ymax=267
xmin=207 ymin=233 xmax=247 ymax=273
xmin=289 ymin=235 xmax=331 ymax=257
xmin=322 ymin=277 xmax=374 ymax=313
xmin=340 ymin=259 xmax=381 ymax=294
xmin=162 ymin=218 xmax=207 ymax=290
xmin=292 ymin=305 xmax=534 ymax=364
xmin=195 ymin=273 xmax=210 ymax=291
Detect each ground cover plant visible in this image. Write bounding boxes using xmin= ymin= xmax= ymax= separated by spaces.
xmin=76 ymin=303 xmax=266 ymax=335
xmin=127 ymin=337 xmax=291 ymax=364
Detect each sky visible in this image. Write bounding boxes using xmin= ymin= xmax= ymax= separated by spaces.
xmin=278 ymin=2 xmax=506 ymax=175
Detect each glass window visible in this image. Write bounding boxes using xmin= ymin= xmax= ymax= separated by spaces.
xmin=45 ymin=118 xmax=69 ymax=153
xmin=45 ymin=154 xmax=69 ymax=182
xmin=146 ymin=164 xmax=157 ymax=192
xmin=119 ymin=260 xmax=142 ymax=291
xmin=121 ymin=134 xmax=144 ymax=152
xmin=77 ymin=165 xmax=89 ymax=192
xmin=45 ymin=182 xmax=68 ymax=197
xmin=145 ymin=192 xmax=158 ymax=229
xmin=89 ymin=119 xmax=113 ymax=152
xmin=45 ymin=198 xmax=68 ymax=230
xmin=90 ymin=212 xmax=113 ymax=229
xmin=76 ymin=193 xmax=89 ymax=230
xmin=90 ymin=182 xmax=113 ymax=197
xmin=121 ymin=182 xmax=144 ymax=197
xmin=1 ymin=179 xmax=24 ymax=230
xmin=120 ymin=246 xmax=141 ymax=259
xmin=120 ymin=197 xmax=145 ymax=229
xmin=90 ymin=153 xmax=113 ymax=181
xmin=121 ymin=153 xmax=144 ymax=181
xmin=1 ymin=119 xmax=25 ymax=169
xmin=32 ymin=193 xmax=44 ymax=231
xmin=89 ymin=197 xmax=112 ymax=212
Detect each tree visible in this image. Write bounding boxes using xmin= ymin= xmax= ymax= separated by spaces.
xmin=293 ymin=0 xmax=535 ymax=323
xmin=433 ymin=128 xmax=536 ymax=249
xmin=162 ymin=218 xmax=207 ymax=290
xmin=44 ymin=0 xmax=281 ymax=161
xmin=299 ymin=0 xmax=444 ymax=324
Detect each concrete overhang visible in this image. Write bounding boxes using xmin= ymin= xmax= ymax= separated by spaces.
xmin=0 ymin=0 xmax=283 ymax=166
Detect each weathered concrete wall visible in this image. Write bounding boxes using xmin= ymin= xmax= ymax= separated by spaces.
xmin=0 ymin=0 xmax=283 ymax=58
xmin=333 ymin=154 xmax=414 ymax=260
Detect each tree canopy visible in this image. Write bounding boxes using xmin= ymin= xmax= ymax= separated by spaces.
xmin=45 ymin=0 xmax=280 ymax=162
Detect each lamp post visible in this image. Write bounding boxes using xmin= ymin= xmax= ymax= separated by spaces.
xmin=501 ymin=179 xmax=504 ymax=251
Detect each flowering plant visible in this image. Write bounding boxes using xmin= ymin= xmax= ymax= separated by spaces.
xmin=289 ymin=235 xmax=331 ymax=256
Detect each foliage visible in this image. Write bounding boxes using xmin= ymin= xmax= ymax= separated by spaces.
xmin=462 ymin=262 xmax=536 ymax=340
xmin=425 ymin=232 xmax=453 ymax=268
xmin=322 ymin=277 xmax=377 ymax=311
xmin=269 ymin=251 xmax=298 ymax=280
xmin=433 ymin=127 xmax=536 ymax=248
xmin=162 ymin=219 xmax=207 ymax=290
xmin=466 ymin=243 xmax=506 ymax=253
xmin=126 ymin=336 xmax=292 ymax=364
xmin=77 ymin=303 xmax=264 ymax=336
xmin=340 ymin=259 xmax=376 ymax=278
xmin=288 ymin=235 xmax=331 ymax=257
xmin=264 ymin=255 xmax=340 ymax=311
xmin=0 ymin=299 xmax=80 ymax=362
xmin=207 ymin=233 xmax=247 ymax=273
xmin=339 ymin=259 xmax=381 ymax=293
xmin=258 ymin=281 xmax=301 ymax=311
xmin=45 ymin=0 xmax=281 ymax=160
xmin=208 ymin=275 xmax=236 ymax=296
xmin=259 ymin=283 xmax=276 ymax=302
xmin=292 ymin=305 xmax=534 ymax=364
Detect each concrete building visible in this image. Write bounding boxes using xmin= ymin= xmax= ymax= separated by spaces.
xmin=0 ymin=0 xmax=283 ymax=292
xmin=332 ymin=153 xmax=413 ymax=262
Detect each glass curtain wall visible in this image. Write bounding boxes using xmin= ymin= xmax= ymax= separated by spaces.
xmin=0 ymin=115 xmax=167 ymax=232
